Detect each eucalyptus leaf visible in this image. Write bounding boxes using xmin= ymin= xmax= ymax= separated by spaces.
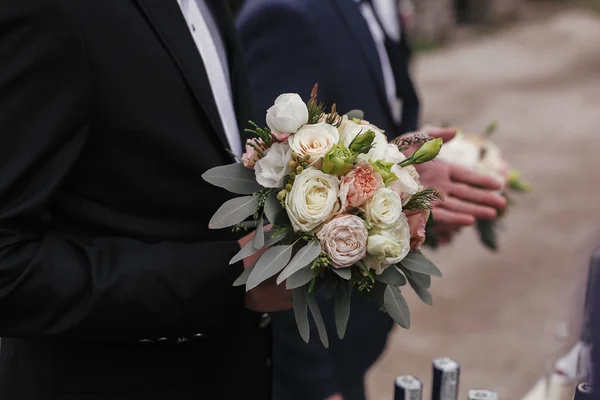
xmin=202 ymin=163 xmax=262 ymax=194
xmin=246 ymin=244 xmax=293 ymax=290
xmin=400 ymin=267 xmax=431 ymax=289
xmin=286 ymin=267 xmax=316 ymax=289
xmin=292 ymin=287 xmax=310 ymax=343
xmin=400 ymin=252 xmax=442 ymax=278
xmin=264 ymin=192 xmax=283 ymax=224
xmin=252 ymin=218 xmax=265 ymax=249
xmin=375 ymin=265 xmax=407 ymax=286
xmin=233 ymin=264 xmax=255 ymax=287
xmin=240 ymin=220 xmax=258 ymax=229
xmin=209 ymin=196 xmax=258 ymax=229
xmin=331 ymin=267 xmax=352 ymax=280
xmin=277 ymin=241 xmax=322 ymax=285
xmin=407 ymin=275 xmax=433 ymax=306
xmin=229 ymin=231 xmax=287 ymax=265
xmin=384 ymin=285 xmax=410 ymax=329
xmin=306 ymin=289 xmax=329 ymax=348
xmin=345 ymin=109 xmax=365 ymax=120
xmin=334 ymin=281 xmax=351 ymax=339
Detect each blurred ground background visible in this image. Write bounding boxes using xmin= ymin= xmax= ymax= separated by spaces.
xmin=366 ymin=2 xmax=600 ymax=399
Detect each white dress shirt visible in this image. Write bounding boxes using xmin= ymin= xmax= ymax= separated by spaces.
xmin=357 ymin=0 xmax=402 ymax=124
xmin=177 ymin=0 xmax=242 ymax=156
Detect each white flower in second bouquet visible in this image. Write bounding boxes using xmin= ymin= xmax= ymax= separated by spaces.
xmin=266 ymin=93 xmax=309 ymax=134
xmin=317 ymin=214 xmax=368 ymax=269
xmin=254 ymin=142 xmax=291 ymax=188
xmin=363 ymin=188 xmax=403 ymax=229
xmin=365 ymin=215 xmax=411 ymax=274
xmin=289 ymin=123 xmax=340 ymax=167
xmin=357 ymin=129 xmax=389 ymax=163
xmin=285 ymin=167 xmax=340 ymax=232
xmin=437 ymin=132 xmax=480 ymax=169
xmin=389 ymin=164 xmax=420 ymax=205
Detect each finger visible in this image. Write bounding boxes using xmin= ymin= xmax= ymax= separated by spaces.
xmin=440 ymin=197 xmax=498 ymax=220
xmin=431 ymin=222 xmax=463 ymax=235
xmin=431 ymin=207 xmax=475 ymax=226
xmin=450 ymin=164 xmax=503 ymax=191
xmin=449 ymin=183 xmax=506 ymax=211
xmin=422 ymin=126 xmax=457 ymax=143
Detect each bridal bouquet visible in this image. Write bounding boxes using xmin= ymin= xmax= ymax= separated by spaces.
xmin=203 ymin=85 xmax=444 ymax=347
xmin=436 ymin=122 xmax=531 ymax=250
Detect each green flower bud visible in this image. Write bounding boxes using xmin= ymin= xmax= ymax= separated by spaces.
xmin=508 ymin=169 xmax=531 ymax=192
xmin=288 ymin=160 xmax=298 ymax=169
xmin=289 ymin=172 xmax=296 ymax=180
xmin=321 ymin=144 xmax=357 ymax=177
xmin=277 ymin=190 xmax=287 ymax=201
xmin=349 ymin=130 xmax=376 ymax=154
xmin=370 ymin=160 xmax=397 ymax=184
xmin=291 ymin=152 xmax=299 ymax=160
xmin=285 ymin=183 xmax=293 ymax=192
xmin=400 ymin=138 xmax=443 ymax=167
xmin=296 ymin=166 xmax=304 ymax=174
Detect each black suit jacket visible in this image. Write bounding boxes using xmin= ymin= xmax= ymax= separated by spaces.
xmin=0 ymin=0 xmax=268 ymax=398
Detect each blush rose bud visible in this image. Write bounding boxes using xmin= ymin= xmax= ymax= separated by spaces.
xmin=349 ymin=130 xmax=376 ymax=154
xmin=322 ymin=144 xmax=357 ymax=177
xmin=399 ymin=138 xmax=443 ymax=167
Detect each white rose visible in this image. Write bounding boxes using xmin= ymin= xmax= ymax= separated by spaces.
xmin=254 ymin=142 xmax=291 ymax=188
xmin=357 ymin=129 xmax=389 ymax=162
xmin=363 ymin=188 xmax=403 ymax=229
xmin=266 ymin=93 xmax=309 ymax=134
xmin=365 ymin=215 xmax=411 ymax=274
xmin=389 ymin=164 xmax=420 ymax=205
xmin=285 ymin=167 xmax=340 ymax=232
xmin=338 ymin=116 xmax=368 ymax=147
xmin=384 ymin=143 xmax=407 ymax=164
xmin=289 ymin=123 xmax=340 ymax=168
xmin=317 ymin=214 xmax=368 ymax=268
xmin=437 ymin=132 xmax=480 ymax=169
xmin=479 ymin=140 xmax=508 ymax=186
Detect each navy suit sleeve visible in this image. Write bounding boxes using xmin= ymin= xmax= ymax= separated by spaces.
xmin=236 ymin=2 xmax=334 ymax=125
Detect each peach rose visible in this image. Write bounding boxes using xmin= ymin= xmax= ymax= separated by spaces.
xmin=241 ymin=138 xmax=267 ymax=168
xmin=405 ymin=209 xmax=430 ymax=251
xmin=339 ymin=162 xmax=384 ymax=210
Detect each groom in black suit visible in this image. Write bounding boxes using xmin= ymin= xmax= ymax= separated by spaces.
xmin=0 ymin=0 xmax=290 ymax=398
xmin=237 ymin=0 xmax=506 ymax=399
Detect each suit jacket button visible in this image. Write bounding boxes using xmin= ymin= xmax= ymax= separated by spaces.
xmin=192 ymin=333 xmax=206 ymax=340
xmin=259 ymin=313 xmax=271 ymax=329
xmin=139 ymin=338 xmax=155 ymax=346
xmin=157 ymin=337 xmax=171 ymax=344
xmin=177 ymin=337 xmax=189 ymax=345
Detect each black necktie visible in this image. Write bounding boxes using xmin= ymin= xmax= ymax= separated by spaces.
xmin=361 ymin=0 xmax=420 ymax=133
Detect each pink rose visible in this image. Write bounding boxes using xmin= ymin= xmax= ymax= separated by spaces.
xmin=241 ymin=138 xmax=266 ymax=169
xmin=405 ymin=209 xmax=430 ymax=252
xmin=317 ymin=214 xmax=368 ymax=269
xmin=339 ymin=162 xmax=384 ymax=210
xmin=271 ymin=131 xmax=291 ymax=143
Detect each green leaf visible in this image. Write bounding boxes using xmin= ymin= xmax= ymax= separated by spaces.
xmin=230 ymin=231 xmax=287 ymax=265
xmin=292 ymin=287 xmax=310 ymax=343
xmin=345 ymin=109 xmax=364 ymax=120
xmin=375 ymin=265 xmax=407 ymax=286
xmin=264 ymin=192 xmax=283 ymax=224
xmin=334 ymin=281 xmax=351 ymax=339
xmin=400 ymin=252 xmax=442 ymax=278
xmin=400 ymin=267 xmax=431 ymax=289
xmin=406 ymin=274 xmax=433 ymax=306
xmin=232 ymin=264 xmax=255 ymax=287
xmin=202 ymin=163 xmax=262 ymax=195
xmin=384 ymin=285 xmax=410 ymax=328
xmin=277 ymin=241 xmax=322 ymax=285
xmin=246 ymin=244 xmax=293 ymax=290
xmin=209 ymin=196 xmax=258 ymax=229
xmin=286 ymin=267 xmax=317 ymax=289
xmin=331 ymin=267 xmax=352 ymax=280
xmin=306 ymin=289 xmax=329 ymax=348
xmin=476 ymin=219 xmax=498 ymax=251
xmin=252 ymin=218 xmax=265 ymax=249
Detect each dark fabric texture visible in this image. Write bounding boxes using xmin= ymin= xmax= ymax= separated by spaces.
xmin=0 ymin=0 xmax=268 ymax=398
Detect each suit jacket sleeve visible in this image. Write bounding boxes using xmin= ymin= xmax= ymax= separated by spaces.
xmin=236 ymin=3 xmax=333 ymax=124
xmin=0 ymin=0 xmax=244 ymax=341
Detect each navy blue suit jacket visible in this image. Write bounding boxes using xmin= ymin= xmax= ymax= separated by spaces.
xmin=237 ymin=1 xmax=420 ymax=399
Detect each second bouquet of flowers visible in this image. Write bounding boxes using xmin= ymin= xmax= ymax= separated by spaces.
xmin=203 ymin=85 xmax=445 ymax=347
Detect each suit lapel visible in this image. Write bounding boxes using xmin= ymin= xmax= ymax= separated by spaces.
xmin=332 ymin=0 xmax=394 ymax=127
xmin=135 ymin=0 xmax=232 ymax=153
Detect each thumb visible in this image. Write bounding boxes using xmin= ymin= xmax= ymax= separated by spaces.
xmin=422 ymin=126 xmax=457 ymax=143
